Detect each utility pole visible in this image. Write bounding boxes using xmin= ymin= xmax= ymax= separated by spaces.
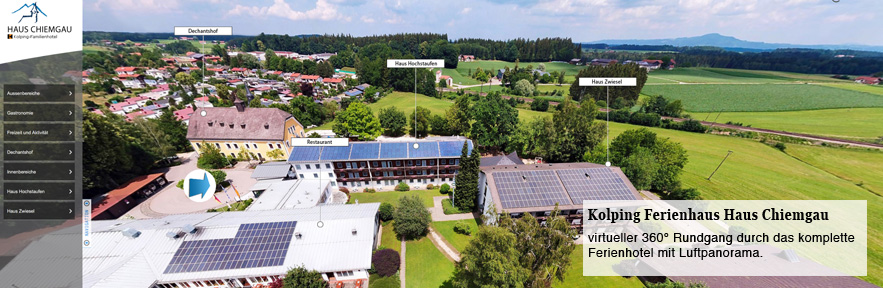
xmin=707 ymin=151 xmax=734 ymax=180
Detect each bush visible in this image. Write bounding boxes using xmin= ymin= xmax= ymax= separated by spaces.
xmin=371 ymin=249 xmax=401 ymax=277
xmin=666 ymin=187 xmax=701 ymax=200
xmin=628 ymin=112 xmax=661 ymax=127
xmin=453 ymin=221 xmax=472 ymax=235
xmin=378 ymin=202 xmax=395 ymax=222
xmin=208 ymin=170 xmax=227 ymax=190
xmin=530 ymin=99 xmax=549 ymax=111
xmin=395 ymin=182 xmax=410 ymax=192
xmin=365 ymin=188 xmax=376 ymax=193
xmin=609 ymin=109 xmax=631 ymax=123
xmin=426 ymin=183 xmax=434 ymax=190
xmin=393 ymin=195 xmax=431 ymax=240
xmin=439 ymin=183 xmax=451 ymax=194
xmin=176 ymin=179 xmax=184 ymax=189
xmin=774 ymin=142 xmax=787 ymax=152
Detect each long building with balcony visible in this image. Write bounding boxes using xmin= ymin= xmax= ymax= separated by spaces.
xmin=286 ymin=137 xmax=473 ymax=192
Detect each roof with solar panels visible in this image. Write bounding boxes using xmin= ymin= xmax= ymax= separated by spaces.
xmin=65 ymin=203 xmax=380 ymax=287
xmin=287 ymin=136 xmax=473 ymax=162
xmin=481 ymin=162 xmax=641 ymax=213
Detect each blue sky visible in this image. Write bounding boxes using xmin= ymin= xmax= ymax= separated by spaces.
xmin=84 ymin=0 xmax=883 ymax=45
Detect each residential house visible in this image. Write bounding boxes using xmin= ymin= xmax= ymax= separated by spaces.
xmin=590 ymin=59 xmax=618 ymax=67
xmin=108 ymin=101 xmax=139 ymax=115
xmin=856 ymin=76 xmax=881 ymax=85
xmin=125 ymin=109 xmax=160 ymax=122
xmin=324 ymin=77 xmax=344 ymax=89
xmin=187 ymin=100 xmax=306 ymax=160
xmin=459 ymin=55 xmax=476 ymax=62
xmin=115 ymin=66 xmax=137 ymax=75
xmin=174 ymin=106 xmax=195 ymax=125
xmin=300 ymin=75 xmax=322 ymax=84
xmin=569 ymin=58 xmax=582 ymax=65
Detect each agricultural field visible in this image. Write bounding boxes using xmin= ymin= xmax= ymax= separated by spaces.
xmin=642 ymin=83 xmax=883 ymax=112
xmin=83 ymin=45 xmax=113 ymax=54
xmin=821 ymin=83 xmax=883 ymax=96
xmin=690 ymin=108 xmax=883 ymax=141
xmin=646 ymin=67 xmax=848 ymax=84
xmin=603 ymin=121 xmax=883 ymax=286
xmin=438 ymin=68 xmax=480 ymax=86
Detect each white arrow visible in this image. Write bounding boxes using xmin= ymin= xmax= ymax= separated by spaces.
xmin=69 ymin=189 xmax=73 ymax=194
xmin=69 ymin=150 xmax=72 ymax=155
xmin=69 ymin=111 xmax=72 ymax=116
xmin=69 ymin=209 xmax=73 ymax=214
xmin=69 ymin=130 xmax=72 ymax=135
xmin=69 ymin=170 xmax=72 ymax=175
xmin=69 ymin=91 xmax=72 ymax=96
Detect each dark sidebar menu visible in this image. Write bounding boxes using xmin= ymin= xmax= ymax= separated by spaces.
xmin=2 ymin=84 xmax=79 ymax=220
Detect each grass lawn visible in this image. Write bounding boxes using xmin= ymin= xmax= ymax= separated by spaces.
xmin=406 ymin=237 xmax=456 ymax=288
xmin=642 ymin=83 xmax=883 ymax=112
xmin=536 ymin=84 xmax=570 ymax=96
xmin=369 ymin=274 xmax=400 ymax=288
xmin=783 ymin=145 xmax=883 ymax=197
xmin=689 ymin=108 xmax=883 ymax=140
xmin=380 ymin=221 xmax=401 ymax=253
xmin=430 ymin=220 xmax=479 ymax=253
xmin=348 ymin=189 xmax=443 ymax=208
xmin=440 ymin=198 xmax=467 ymax=215
xmin=369 ymin=91 xmax=454 ymax=116
xmin=465 ymin=84 xmax=504 ymax=93
xmin=552 ymin=245 xmax=645 ymax=288
xmin=83 ymin=45 xmax=113 ymax=54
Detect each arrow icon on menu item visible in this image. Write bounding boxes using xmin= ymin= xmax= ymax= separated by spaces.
xmin=69 ymin=189 xmax=73 ymax=194
xmin=69 ymin=209 xmax=73 ymax=214
xmin=69 ymin=91 xmax=72 ymax=96
xmin=69 ymin=170 xmax=72 ymax=175
xmin=69 ymin=150 xmax=72 ymax=155
xmin=69 ymin=130 xmax=72 ymax=135
xmin=69 ymin=111 xmax=72 ymax=116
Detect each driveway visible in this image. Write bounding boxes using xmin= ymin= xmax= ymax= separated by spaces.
xmin=126 ymin=153 xmax=258 ymax=219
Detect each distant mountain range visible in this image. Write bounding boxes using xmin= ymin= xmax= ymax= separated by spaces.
xmin=585 ymin=33 xmax=883 ymax=53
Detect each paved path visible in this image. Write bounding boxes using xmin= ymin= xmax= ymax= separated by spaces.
xmin=427 ymin=227 xmax=461 ymax=262
xmin=399 ymin=239 xmax=406 ymax=288
xmin=429 ymin=196 xmax=478 ymax=222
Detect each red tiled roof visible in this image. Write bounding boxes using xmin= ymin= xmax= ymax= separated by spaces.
xmin=115 ymin=67 xmax=136 ymax=72
xmin=324 ymin=78 xmax=343 ymax=83
xmin=174 ymin=107 xmax=195 ymax=121
xmin=302 ymin=75 xmax=320 ymax=80
xmin=91 ymin=173 xmax=165 ymax=218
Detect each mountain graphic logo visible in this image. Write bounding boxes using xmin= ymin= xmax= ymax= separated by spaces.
xmin=12 ymin=2 xmax=46 ymax=23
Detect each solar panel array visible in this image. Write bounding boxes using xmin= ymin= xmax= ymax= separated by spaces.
xmin=409 ymin=141 xmax=439 ymax=158
xmin=349 ymin=143 xmax=380 ymax=159
xmin=321 ymin=146 xmax=351 ymax=160
xmin=557 ymin=168 xmax=635 ymax=202
xmin=494 ymin=171 xmax=573 ymax=209
xmin=438 ymin=140 xmax=467 ymax=157
xmin=288 ymin=147 xmax=321 ymax=161
xmin=287 ymin=140 xmax=473 ymax=162
xmin=164 ymin=221 xmax=297 ymax=274
xmin=380 ymin=142 xmax=408 ymax=159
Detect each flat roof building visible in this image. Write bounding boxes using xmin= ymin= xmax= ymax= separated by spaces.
xmin=287 ymin=136 xmax=473 ymax=191
xmin=247 ymin=179 xmax=334 ymax=211
xmin=0 ymin=203 xmax=380 ymax=288
xmin=477 ymin=162 xmax=641 ymax=229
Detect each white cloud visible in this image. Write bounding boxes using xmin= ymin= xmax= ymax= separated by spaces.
xmin=460 ymin=7 xmax=472 ymax=14
xmin=825 ymin=13 xmax=865 ymax=23
xmin=91 ymin=0 xmax=179 ymax=12
xmin=227 ymin=0 xmax=343 ymax=21
xmin=361 ymin=16 xmax=376 ymax=23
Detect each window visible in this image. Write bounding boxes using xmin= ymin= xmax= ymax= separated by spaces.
xmin=364 ymin=181 xmax=369 ymax=185
xmin=331 ymin=181 xmax=336 ymax=186
xmin=234 ymin=143 xmax=239 ymax=149
xmin=196 ymin=143 xmax=201 ymax=148
xmin=268 ymin=143 xmax=273 ymax=149
xmin=406 ymin=160 xmax=412 ymax=166
xmin=409 ymin=179 xmax=414 ymax=183
xmin=226 ymin=144 xmax=231 ymax=149
xmin=346 ymin=162 xmax=352 ymax=169
xmin=361 ymin=171 xmax=368 ymax=177
xmin=429 ymin=160 xmax=435 ymax=165
xmin=313 ymin=173 xmax=319 ymax=178
xmin=328 ymin=173 xmax=334 ymax=177
xmin=277 ymin=143 xmax=282 ymax=149
xmin=376 ymin=181 xmax=381 ymax=184
xmin=305 ymin=164 xmax=311 ymax=169
xmin=325 ymin=163 xmax=331 ymax=169
xmin=257 ymin=153 xmax=262 ymax=159
xmin=230 ymin=153 xmax=236 ymax=158
xmin=299 ymin=174 xmax=304 ymax=179
xmin=336 ymin=163 xmax=344 ymax=168
xmin=337 ymin=271 xmax=354 ymax=277
xmin=295 ymin=164 xmax=301 ymax=169
xmin=215 ymin=143 xmax=220 ymax=148
xmin=395 ymin=161 xmax=402 ymax=166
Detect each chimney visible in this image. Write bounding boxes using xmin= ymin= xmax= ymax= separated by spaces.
xmin=233 ymin=98 xmax=246 ymax=112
